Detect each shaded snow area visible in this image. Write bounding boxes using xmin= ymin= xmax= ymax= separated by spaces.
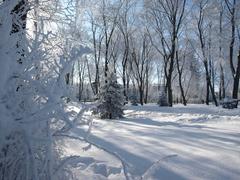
xmin=61 ymin=103 xmax=240 ymax=180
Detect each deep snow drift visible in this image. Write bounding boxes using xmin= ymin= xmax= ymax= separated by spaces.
xmin=61 ymin=103 xmax=240 ymax=180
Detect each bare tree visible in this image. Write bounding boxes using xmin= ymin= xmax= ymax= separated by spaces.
xmin=101 ymin=0 xmax=122 ymax=83
xmin=196 ymin=0 xmax=218 ymax=106
xmin=132 ymin=32 xmax=152 ymax=105
xmin=77 ymin=58 xmax=87 ymax=101
xmin=146 ymin=0 xmax=186 ymax=106
xmin=176 ymin=41 xmax=187 ymax=105
xmin=118 ymin=0 xmax=135 ymax=101
xmin=219 ymin=1 xmax=226 ymax=100
xmin=88 ymin=11 xmax=104 ymax=95
xmin=225 ymin=0 xmax=240 ymax=102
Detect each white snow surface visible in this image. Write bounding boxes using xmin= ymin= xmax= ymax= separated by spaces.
xmin=62 ymin=103 xmax=240 ymax=180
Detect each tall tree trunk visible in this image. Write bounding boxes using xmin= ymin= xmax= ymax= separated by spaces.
xmin=176 ymin=51 xmax=187 ymax=106
xmin=197 ymin=3 xmax=218 ymax=106
xmin=228 ymin=0 xmax=236 ymax=77
xmin=204 ymin=61 xmax=218 ymax=106
xmin=166 ymin=64 xmax=174 ymax=106
xmin=78 ymin=60 xmax=83 ymax=101
xmin=166 ymin=75 xmax=173 ymax=107
xmin=210 ymin=77 xmax=218 ymax=106
xmin=122 ymin=65 xmax=127 ymax=100
xmin=219 ymin=4 xmax=225 ymax=101
xmin=206 ymin=76 xmax=210 ymax=105
xmin=139 ymin=88 xmax=144 ymax=106
xmin=225 ymin=0 xmax=239 ymax=103
xmin=166 ymin=49 xmax=175 ymax=107
xmin=126 ymin=72 xmax=130 ymax=101
xmin=86 ymin=58 xmax=95 ymax=95
xmin=219 ymin=64 xmax=225 ymax=100
xmin=122 ymin=40 xmax=129 ymax=101
xmin=144 ymin=69 xmax=149 ymax=104
xmin=232 ymin=50 xmax=240 ymax=100
xmin=166 ymin=23 xmax=177 ymax=107
xmin=138 ymin=78 xmax=144 ymax=106
xmin=95 ymin=66 xmax=100 ymax=94
xmin=104 ymin=50 xmax=108 ymax=83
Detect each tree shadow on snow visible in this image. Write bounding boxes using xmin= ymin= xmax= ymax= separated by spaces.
xmin=118 ymin=117 xmax=205 ymax=129
xmin=126 ymin=104 xmax=239 ymax=117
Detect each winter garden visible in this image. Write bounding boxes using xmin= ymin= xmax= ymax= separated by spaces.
xmin=0 ymin=0 xmax=240 ymax=179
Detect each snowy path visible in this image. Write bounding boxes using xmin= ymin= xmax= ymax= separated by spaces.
xmin=64 ymin=104 xmax=240 ymax=180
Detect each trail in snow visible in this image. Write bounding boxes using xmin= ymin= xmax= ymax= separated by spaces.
xmin=62 ymin=103 xmax=240 ymax=180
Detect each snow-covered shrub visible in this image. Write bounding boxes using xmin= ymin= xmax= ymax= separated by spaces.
xmin=0 ymin=1 xmax=90 ymax=179
xmin=95 ymin=73 xmax=125 ymax=119
xmin=158 ymin=90 xmax=169 ymax=106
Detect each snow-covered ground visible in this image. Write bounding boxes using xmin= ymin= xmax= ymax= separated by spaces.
xmin=61 ymin=103 xmax=240 ymax=180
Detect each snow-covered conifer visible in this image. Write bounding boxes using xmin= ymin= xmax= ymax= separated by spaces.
xmin=158 ymin=90 xmax=169 ymax=106
xmin=130 ymin=94 xmax=138 ymax=106
xmin=96 ymin=73 xmax=125 ymax=119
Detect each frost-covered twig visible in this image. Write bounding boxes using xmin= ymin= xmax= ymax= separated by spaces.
xmin=141 ymin=154 xmax=178 ymax=180
xmin=85 ymin=138 xmax=132 ymax=180
xmin=53 ymin=155 xmax=81 ymax=176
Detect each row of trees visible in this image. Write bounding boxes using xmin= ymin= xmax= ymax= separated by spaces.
xmin=67 ymin=0 xmax=240 ymax=107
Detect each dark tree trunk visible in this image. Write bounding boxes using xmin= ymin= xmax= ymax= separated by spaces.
xmin=197 ymin=3 xmax=218 ymax=107
xmin=104 ymin=53 xmax=108 ymax=84
xmin=206 ymin=77 xmax=210 ymax=105
xmin=219 ymin=5 xmax=225 ymax=101
xmin=209 ymin=76 xmax=218 ymax=106
xmin=166 ymin=25 xmax=177 ymax=107
xmin=166 ymin=68 xmax=174 ymax=107
xmin=144 ymin=73 xmax=149 ymax=104
xmin=219 ymin=64 xmax=225 ymax=100
xmin=126 ymin=73 xmax=130 ymax=101
xmin=122 ymin=40 xmax=129 ymax=101
xmin=65 ymin=73 xmax=70 ymax=85
xmin=176 ymin=50 xmax=187 ymax=106
xmin=95 ymin=66 xmax=100 ymax=94
xmin=139 ymin=85 xmax=144 ymax=106
xmin=144 ymin=63 xmax=149 ymax=104
xmin=136 ymin=70 xmax=145 ymax=106
xmin=225 ymin=0 xmax=239 ymax=105
xmin=232 ymin=50 xmax=240 ymax=100
xmin=166 ymin=76 xmax=173 ymax=107
xmin=165 ymin=52 xmax=175 ymax=107
xmin=178 ymin=73 xmax=187 ymax=106
xmin=204 ymin=61 xmax=218 ymax=106
xmin=122 ymin=66 xmax=127 ymax=100
xmin=229 ymin=2 xmax=236 ymax=77
xmin=78 ymin=60 xmax=85 ymax=101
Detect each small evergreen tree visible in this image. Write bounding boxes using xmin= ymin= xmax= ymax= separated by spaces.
xmin=96 ymin=73 xmax=125 ymax=119
xmin=158 ymin=90 xmax=169 ymax=106
xmin=130 ymin=93 xmax=138 ymax=106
